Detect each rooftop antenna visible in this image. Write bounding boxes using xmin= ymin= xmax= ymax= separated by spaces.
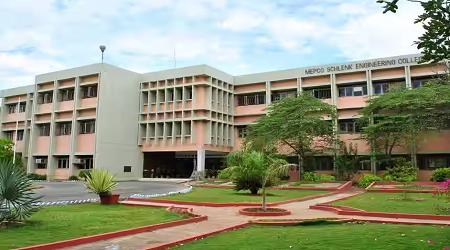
xmin=173 ymin=49 xmax=177 ymax=68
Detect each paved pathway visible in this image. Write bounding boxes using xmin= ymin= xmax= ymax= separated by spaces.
xmin=33 ymin=181 xmax=187 ymax=202
xmin=64 ymin=190 xmax=450 ymax=250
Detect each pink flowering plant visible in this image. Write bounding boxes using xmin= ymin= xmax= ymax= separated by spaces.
xmin=433 ymin=179 xmax=450 ymax=213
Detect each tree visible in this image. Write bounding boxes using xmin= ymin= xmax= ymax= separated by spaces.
xmin=359 ymin=82 xmax=450 ymax=169
xmin=335 ymin=142 xmax=361 ymax=181
xmin=245 ymin=93 xmax=337 ymax=179
xmin=377 ymin=0 xmax=450 ymax=63
xmin=0 ymin=160 xmax=42 ymax=226
xmin=0 ymin=138 xmax=22 ymax=168
xmin=222 ymin=150 xmax=291 ymax=211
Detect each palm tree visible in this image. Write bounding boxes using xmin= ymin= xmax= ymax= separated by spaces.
xmin=0 ymin=160 xmax=42 ymax=226
xmin=223 ymin=150 xmax=291 ymax=211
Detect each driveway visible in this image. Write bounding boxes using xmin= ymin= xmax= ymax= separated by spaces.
xmin=32 ymin=181 xmax=188 ymax=202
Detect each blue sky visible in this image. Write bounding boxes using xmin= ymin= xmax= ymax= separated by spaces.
xmin=0 ymin=0 xmax=423 ymax=90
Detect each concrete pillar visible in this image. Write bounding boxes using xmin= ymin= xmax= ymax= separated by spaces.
xmin=196 ymin=149 xmax=205 ymax=172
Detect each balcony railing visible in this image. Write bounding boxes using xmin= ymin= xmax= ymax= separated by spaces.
xmin=236 ymin=95 xmax=266 ymax=106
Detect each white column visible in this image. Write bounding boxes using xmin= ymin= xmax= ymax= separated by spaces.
xmin=196 ymin=149 xmax=205 ymax=172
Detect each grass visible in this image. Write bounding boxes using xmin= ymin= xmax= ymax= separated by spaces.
xmin=0 ymin=204 xmax=189 ymax=250
xmin=156 ymin=187 xmax=330 ymax=203
xmin=371 ymin=185 xmax=438 ymax=190
xmin=333 ymin=192 xmax=450 ymax=215
xmin=201 ymin=180 xmax=231 ymax=184
xmin=172 ymin=224 xmax=450 ymax=250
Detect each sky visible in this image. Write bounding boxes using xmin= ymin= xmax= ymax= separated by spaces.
xmin=0 ymin=0 xmax=424 ymax=90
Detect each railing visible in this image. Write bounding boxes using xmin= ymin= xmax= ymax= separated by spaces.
xmin=236 ymin=95 xmax=266 ymax=106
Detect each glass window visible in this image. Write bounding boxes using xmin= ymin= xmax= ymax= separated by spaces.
xmin=8 ymin=105 xmax=16 ymax=114
xmin=345 ymin=87 xmax=353 ymax=97
xmin=79 ymin=120 xmax=95 ymax=134
xmin=58 ymin=158 xmax=69 ymax=169
xmin=237 ymin=126 xmax=247 ymax=138
xmin=236 ymin=94 xmax=266 ymax=106
xmin=19 ymin=104 xmax=26 ymax=113
xmin=56 ymin=123 xmax=72 ymax=136
xmin=17 ymin=130 xmax=24 ymax=141
xmin=39 ymin=124 xmax=50 ymax=136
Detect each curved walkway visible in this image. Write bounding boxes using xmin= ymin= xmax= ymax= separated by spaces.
xmin=33 ymin=181 xmax=187 ymax=202
xmin=63 ymin=189 xmax=450 ymax=250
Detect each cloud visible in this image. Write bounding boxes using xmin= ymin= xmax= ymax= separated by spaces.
xmin=0 ymin=0 xmax=427 ymax=91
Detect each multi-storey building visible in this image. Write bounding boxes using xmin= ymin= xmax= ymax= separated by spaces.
xmin=1 ymin=54 xmax=448 ymax=181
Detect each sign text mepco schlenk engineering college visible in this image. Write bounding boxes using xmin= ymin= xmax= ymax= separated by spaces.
xmin=305 ymin=56 xmax=422 ymax=75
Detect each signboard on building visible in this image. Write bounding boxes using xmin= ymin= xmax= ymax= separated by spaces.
xmin=304 ymin=55 xmax=423 ymax=75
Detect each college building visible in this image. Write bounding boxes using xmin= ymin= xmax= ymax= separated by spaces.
xmin=0 ymin=53 xmax=448 ymax=181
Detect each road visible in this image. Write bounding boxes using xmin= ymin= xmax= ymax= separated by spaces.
xmin=32 ymin=181 xmax=188 ymax=202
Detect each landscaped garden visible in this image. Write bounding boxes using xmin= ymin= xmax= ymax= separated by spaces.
xmin=156 ymin=187 xmax=330 ymax=203
xmin=0 ymin=204 xmax=188 ymax=250
xmin=172 ymin=223 xmax=450 ymax=250
xmin=332 ymin=192 xmax=450 ymax=215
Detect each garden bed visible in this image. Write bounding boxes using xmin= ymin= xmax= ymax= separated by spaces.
xmin=239 ymin=207 xmax=291 ymax=216
xmin=170 ymin=224 xmax=450 ymax=250
xmin=368 ymin=181 xmax=440 ymax=193
xmin=332 ymin=192 xmax=450 ymax=215
xmin=131 ymin=187 xmax=332 ymax=205
xmin=0 ymin=204 xmax=189 ymax=249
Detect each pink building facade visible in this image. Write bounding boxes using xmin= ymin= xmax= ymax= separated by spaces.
xmin=1 ymin=54 xmax=448 ymax=180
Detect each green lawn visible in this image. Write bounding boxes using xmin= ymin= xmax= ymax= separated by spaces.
xmin=172 ymin=224 xmax=450 ymax=250
xmin=156 ymin=187 xmax=330 ymax=203
xmin=0 ymin=204 xmax=189 ymax=250
xmin=333 ymin=192 xmax=450 ymax=215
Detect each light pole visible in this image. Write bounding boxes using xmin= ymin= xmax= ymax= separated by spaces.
xmin=93 ymin=45 xmax=106 ymax=170
xmin=99 ymin=45 xmax=106 ymax=64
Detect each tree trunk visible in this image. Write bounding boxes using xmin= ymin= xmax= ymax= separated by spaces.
xmin=297 ymin=155 xmax=304 ymax=180
xmin=250 ymin=187 xmax=258 ymax=195
xmin=410 ymin=131 xmax=418 ymax=168
xmin=262 ymin=187 xmax=267 ymax=211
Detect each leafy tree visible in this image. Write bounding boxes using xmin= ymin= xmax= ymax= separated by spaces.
xmin=0 ymin=138 xmax=22 ymax=168
xmin=335 ymin=142 xmax=361 ymax=181
xmin=377 ymin=0 xmax=450 ymax=63
xmin=222 ymin=150 xmax=291 ymax=211
xmin=245 ymin=93 xmax=337 ymax=179
xmin=359 ymin=83 xmax=450 ymax=169
xmin=0 ymin=160 xmax=42 ymax=226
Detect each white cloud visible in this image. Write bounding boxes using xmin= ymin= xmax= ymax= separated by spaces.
xmin=221 ymin=10 xmax=264 ymax=31
xmin=331 ymin=1 xmax=423 ymax=60
xmin=0 ymin=0 xmax=428 ymax=91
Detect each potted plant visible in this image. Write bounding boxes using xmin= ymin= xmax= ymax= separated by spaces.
xmin=84 ymin=169 xmax=119 ymax=205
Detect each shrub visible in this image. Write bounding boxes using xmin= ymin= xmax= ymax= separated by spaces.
xmin=84 ymin=169 xmax=117 ymax=196
xmin=319 ymin=174 xmax=335 ymax=182
xmin=234 ymin=175 xmax=276 ymax=195
xmin=1 ymin=160 xmax=42 ymax=226
xmin=431 ymin=168 xmax=450 ymax=182
xmin=26 ymin=173 xmax=46 ymax=180
xmin=217 ymin=170 xmax=231 ymax=179
xmin=68 ymin=175 xmax=79 ymax=181
xmin=358 ymin=174 xmax=382 ymax=188
xmin=79 ymin=170 xmax=92 ymax=180
xmin=303 ymin=172 xmax=320 ymax=182
xmin=382 ymin=161 xmax=418 ymax=183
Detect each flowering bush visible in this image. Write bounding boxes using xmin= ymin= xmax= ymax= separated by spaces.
xmin=431 ymin=167 xmax=450 ymax=182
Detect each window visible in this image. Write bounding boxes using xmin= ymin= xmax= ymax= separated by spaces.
xmin=5 ymin=132 xmax=13 ymax=140
xmin=338 ymin=120 xmax=360 ymax=133
xmin=236 ymin=94 xmax=266 ymax=106
xmin=19 ymin=103 xmax=26 ymax=113
xmin=82 ymin=86 xmax=98 ymax=99
xmin=79 ymin=120 xmax=95 ymax=134
xmin=57 ymin=158 xmax=69 ymax=169
xmin=39 ymin=124 xmax=51 ymax=136
xmin=373 ymin=82 xmax=405 ymax=94
xmin=78 ymin=158 xmax=94 ymax=169
xmin=56 ymin=122 xmax=72 ymax=136
xmin=59 ymin=89 xmax=75 ymax=101
xmin=38 ymin=92 xmax=53 ymax=104
xmin=8 ymin=105 xmax=16 ymax=114
xmin=17 ymin=130 xmax=24 ymax=141
xmin=124 ymin=166 xmax=132 ymax=172
xmin=305 ymin=89 xmax=332 ymax=99
xmin=272 ymin=91 xmax=297 ymax=102
xmin=338 ymin=85 xmax=368 ymax=97
xmin=412 ymin=78 xmax=432 ymax=89
xmin=185 ymin=88 xmax=193 ymax=100
xmin=237 ymin=126 xmax=247 ymax=138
